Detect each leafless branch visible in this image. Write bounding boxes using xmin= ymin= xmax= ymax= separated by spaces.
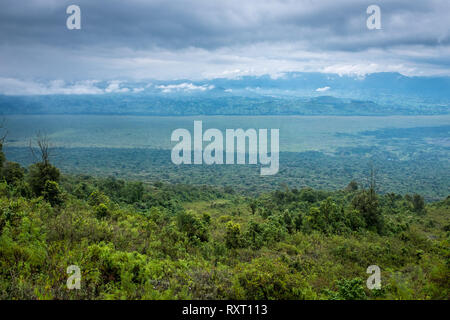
xmin=29 ymin=131 xmax=52 ymax=164
xmin=0 ymin=118 xmax=7 ymax=145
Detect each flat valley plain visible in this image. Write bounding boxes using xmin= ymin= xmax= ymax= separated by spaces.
xmin=4 ymin=114 xmax=450 ymax=200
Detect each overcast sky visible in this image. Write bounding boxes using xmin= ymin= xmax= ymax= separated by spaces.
xmin=0 ymin=0 xmax=449 ymax=94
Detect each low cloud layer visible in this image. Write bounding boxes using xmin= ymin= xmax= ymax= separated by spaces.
xmin=0 ymin=78 xmax=141 ymax=95
xmin=316 ymin=86 xmax=331 ymax=92
xmin=0 ymin=78 xmax=218 ymax=95
xmin=156 ymin=83 xmax=215 ymax=93
xmin=0 ymin=78 xmax=103 ymax=95
xmin=0 ymin=0 xmax=449 ymax=84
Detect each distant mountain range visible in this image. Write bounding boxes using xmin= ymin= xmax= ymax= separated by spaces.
xmin=0 ymin=72 xmax=449 ymax=116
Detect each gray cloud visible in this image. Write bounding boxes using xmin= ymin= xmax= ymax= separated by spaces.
xmin=0 ymin=0 xmax=449 ymax=83
xmin=0 ymin=78 xmax=137 ymax=95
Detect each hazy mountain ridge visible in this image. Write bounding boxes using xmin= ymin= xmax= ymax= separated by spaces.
xmin=0 ymin=73 xmax=449 ymax=116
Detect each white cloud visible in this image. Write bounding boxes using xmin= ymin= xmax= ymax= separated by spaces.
xmin=316 ymin=86 xmax=330 ymax=92
xmin=156 ymin=82 xmax=215 ymax=93
xmin=105 ymin=80 xmax=130 ymax=93
xmin=320 ymin=63 xmax=417 ymax=77
xmin=0 ymin=78 xmax=104 ymax=95
xmin=0 ymin=78 xmax=147 ymax=95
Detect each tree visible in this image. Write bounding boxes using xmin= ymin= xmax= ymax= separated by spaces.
xmin=28 ymin=133 xmax=60 ymax=196
xmin=28 ymin=162 xmax=60 ymax=196
xmin=329 ymin=278 xmax=367 ymax=300
xmin=88 ymin=190 xmax=110 ymax=206
xmin=0 ymin=119 xmax=8 ymax=170
xmin=42 ymin=180 xmax=63 ymax=206
xmin=95 ymin=203 xmax=109 ymax=219
xmin=412 ymin=194 xmax=426 ymax=214
xmin=345 ymin=180 xmax=359 ymax=192
xmin=177 ymin=210 xmax=209 ymax=242
xmin=2 ymin=162 xmax=24 ymax=185
xmin=351 ymin=169 xmax=383 ymax=233
xmin=225 ymin=221 xmax=242 ymax=249
xmin=244 ymin=220 xmax=264 ymax=249
xmin=100 ymin=176 xmax=125 ymax=199
xmin=249 ymin=200 xmax=258 ymax=215
xmin=299 ymin=188 xmax=317 ymax=203
xmin=73 ymin=182 xmax=94 ymax=200
xmin=123 ymin=181 xmax=144 ymax=203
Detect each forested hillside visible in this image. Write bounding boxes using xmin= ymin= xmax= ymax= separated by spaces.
xmin=0 ymin=139 xmax=448 ymax=300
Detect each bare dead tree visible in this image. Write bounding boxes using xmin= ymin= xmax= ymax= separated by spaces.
xmin=369 ymin=164 xmax=377 ymax=191
xmin=360 ymin=163 xmax=377 ymax=191
xmin=368 ymin=166 xmax=378 ymax=200
xmin=29 ymin=131 xmax=51 ymax=164
xmin=0 ymin=118 xmax=7 ymax=145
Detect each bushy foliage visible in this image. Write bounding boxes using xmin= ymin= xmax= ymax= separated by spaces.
xmin=177 ymin=210 xmax=209 ymax=243
xmin=352 ymin=188 xmax=384 ymax=233
xmin=28 ymin=162 xmax=60 ymax=196
xmin=225 ymin=221 xmax=242 ymax=249
xmin=232 ymin=258 xmax=315 ymax=299
xmin=2 ymin=161 xmax=24 ymax=185
xmin=0 ymin=146 xmax=448 ymax=300
xmin=327 ymin=278 xmax=367 ymax=300
xmin=42 ymin=180 xmax=63 ymax=206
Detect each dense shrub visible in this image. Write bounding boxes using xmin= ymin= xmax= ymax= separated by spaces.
xmin=0 ymin=144 xmax=447 ymax=300
xmin=177 ymin=210 xmax=209 ymax=242
xmin=28 ymin=162 xmax=60 ymax=196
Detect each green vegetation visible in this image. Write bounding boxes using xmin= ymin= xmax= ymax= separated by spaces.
xmin=0 ymin=140 xmax=448 ymax=300
xmin=4 ymin=115 xmax=449 ymax=200
xmin=6 ymin=145 xmax=449 ymax=201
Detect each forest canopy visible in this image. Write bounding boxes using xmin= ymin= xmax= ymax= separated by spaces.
xmin=0 ymin=136 xmax=448 ymax=300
